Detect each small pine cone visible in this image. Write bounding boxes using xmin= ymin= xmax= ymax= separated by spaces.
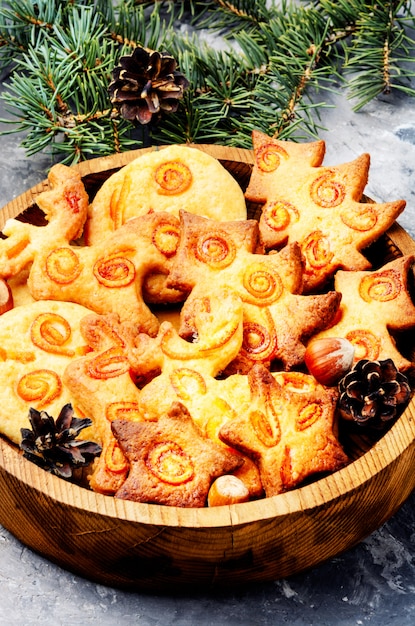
xmin=108 ymin=45 xmax=189 ymax=124
xmin=20 ymin=404 xmax=102 ymax=478
xmin=338 ymin=358 xmax=411 ymax=428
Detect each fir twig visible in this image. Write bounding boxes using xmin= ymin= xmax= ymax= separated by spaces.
xmin=0 ymin=0 xmax=413 ymax=164
xmin=343 ymin=0 xmax=415 ymax=110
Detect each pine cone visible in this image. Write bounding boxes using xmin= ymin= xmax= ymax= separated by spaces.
xmin=108 ymin=46 xmax=189 ymax=124
xmin=20 ymin=404 xmax=102 ymax=478
xmin=338 ymin=358 xmax=411 ymax=428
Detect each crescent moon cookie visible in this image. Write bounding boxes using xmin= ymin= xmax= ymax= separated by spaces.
xmin=310 ymin=255 xmax=415 ymax=371
xmin=245 ymin=130 xmax=406 ymax=292
xmin=167 ymin=211 xmax=341 ymax=371
xmin=85 ymin=144 xmax=247 ymax=245
xmin=0 ymin=300 xmax=93 ymax=445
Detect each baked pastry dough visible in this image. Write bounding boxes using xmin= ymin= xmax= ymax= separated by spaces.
xmin=0 ymin=164 xmax=184 ymax=333
xmin=27 ymin=210 xmax=181 ymax=336
xmin=112 ymin=401 xmax=243 ymax=507
xmin=0 ymin=138 xmax=409 ymax=508
xmin=219 ymin=364 xmax=348 ymax=496
xmin=0 ymin=300 xmax=92 ymax=444
xmin=63 ymin=313 xmax=144 ymax=495
xmin=0 ymin=164 xmax=88 ymax=279
xmin=245 ymin=130 xmax=406 ymax=292
xmin=167 ymin=211 xmax=341 ymax=370
xmin=310 ymin=255 xmax=415 ymax=371
xmin=85 ymin=144 xmax=247 ymax=245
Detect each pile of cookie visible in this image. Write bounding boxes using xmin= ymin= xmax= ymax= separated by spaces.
xmin=0 ymin=134 xmax=413 ymax=508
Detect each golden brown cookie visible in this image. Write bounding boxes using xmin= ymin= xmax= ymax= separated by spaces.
xmin=126 ymin=287 xmax=263 ymax=498
xmin=0 ymin=164 xmax=89 ymax=279
xmin=245 ymin=130 xmax=326 ymax=204
xmin=85 ymin=144 xmax=247 ymax=245
xmin=112 ymin=401 xmax=243 ymax=507
xmin=28 ymin=211 xmax=181 ymax=336
xmin=310 ymin=255 xmax=415 ymax=371
xmin=0 ymin=300 xmax=93 ymax=444
xmin=167 ymin=211 xmax=341 ymax=370
xmin=131 ymin=286 xmax=245 ymax=419
xmin=0 ymin=163 xmax=185 ymax=332
xmin=63 ymin=313 xmax=145 ymax=495
xmin=219 ymin=364 xmax=349 ymax=497
xmin=245 ymin=131 xmax=406 ymax=292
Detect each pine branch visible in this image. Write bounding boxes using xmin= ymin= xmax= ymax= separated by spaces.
xmin=0 ymin=0 xmax=414 ymax=164
xmin=342 ymin=0 xmax=415 ymax=109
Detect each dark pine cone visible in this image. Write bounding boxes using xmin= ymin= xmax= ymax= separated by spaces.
xmin=108 ymin=45 xmax=189 ymax=124
xmin=20 ymin=403 xmax=102 ymax=479
xmin=338 ymin=358 xmax=411 ymax=429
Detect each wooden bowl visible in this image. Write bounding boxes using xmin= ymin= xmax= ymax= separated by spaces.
xmin=0 ymin=145 xmax=415 ymax=592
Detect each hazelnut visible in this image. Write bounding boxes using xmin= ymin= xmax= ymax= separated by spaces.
xmin=304 ymin=337 xmax=355 ymax=386
xmin=207 ymin=474 xmax=250 ymax=507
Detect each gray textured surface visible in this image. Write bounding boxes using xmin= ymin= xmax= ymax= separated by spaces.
xmin=1 ymin=52 xmax=415 ymax=626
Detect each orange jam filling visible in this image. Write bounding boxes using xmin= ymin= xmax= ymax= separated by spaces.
xmin=359 ymin=269 xmax=401 ymax=303
xmin=255 ymin=143 xmax=288 ymax=173
xmin=6 ymin=237 xmax=30 ymax=260
xmin=105 ymin=439 xmax=129 ymax=474
xmin=340 ymin=205 xmax=377 ymax=231
xmin=45 ymin=247 xmax=82 ymax=284
xmin=242 ymin=263 xmax=283 ymax=305
xmin=310 ymin=172 xmax=346 ymax=208
xmin=17 ymin=369 xmax=62 ymax=407
xmin=195 ymin=232 xmax=236 ymax=268
xmin=106 ymin=401 xmax=142 ymax=423
xmin=170 ymin=368 xmax=207 ymax=401
xmin=86 ymin=347 xmax=130 ymax=379
xmin=302 ymin=231 xmax=334 ymax=269
xmin=345 ymin=329 xmax=380 ymax=361
xmin=146 ymin=441 xmax=194 ymax=485
xmin=93 ymin=254 xmax=135 ymax=287
xmin=30 ymin=312 xmax=74 ymax=357
xmin=296 ymin=403 xmax=322 ymax=431
xmin=263 ymin=200 xmax=299 ymax=231
xmin=241 ymin=321 xmax=277 ymax=360
xmin=274 ymin=371 xmax=317 ymax=393
xmin=154 ymin=160 xmax=192 ymax=195
xmin=152 ymin=222 xmax=180 ymax=257
xmin=250 ymin=409 xmax=281 ymax=448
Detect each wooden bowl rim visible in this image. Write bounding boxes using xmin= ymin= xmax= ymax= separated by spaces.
xmin=1 ymin=402 xmax=415 ymax=530
xmin=1 ymin=144 xmax=415 ymax=532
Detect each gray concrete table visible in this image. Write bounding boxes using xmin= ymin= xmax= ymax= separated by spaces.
xmin=0 ymin=79 xmax=415 ymax=626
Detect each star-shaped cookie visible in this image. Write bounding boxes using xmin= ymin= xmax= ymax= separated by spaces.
xmin=245 ymin=130 xmax=406 ymax=292
xmin=219 ymin=364 xmax=349 ymax=497
xmin=63 ymin=290 xmax=262 ymax=497
xmin=311 ymin=254 xmax=415 ymax=371
xmin=112 ymin=401 xmax=243 ymax=507
xmin=167 ymin=211 xmax=341 ymax=371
